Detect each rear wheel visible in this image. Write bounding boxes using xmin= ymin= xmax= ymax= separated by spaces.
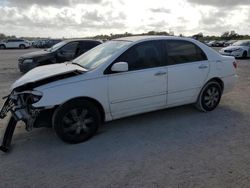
xmin=196 ymin=81 xmax=222 ymax=112
xmin=53 ymin=99 xmax=101 ymax=144
xmin=19 ymin=44 xmax=25 ymax=49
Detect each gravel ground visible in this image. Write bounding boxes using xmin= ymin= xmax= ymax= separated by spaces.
xmin=0 ymin=48 xmax=250 ymax=188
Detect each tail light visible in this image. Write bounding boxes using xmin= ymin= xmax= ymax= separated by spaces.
xmin=233 ymin=61 xmax=237 ymax=69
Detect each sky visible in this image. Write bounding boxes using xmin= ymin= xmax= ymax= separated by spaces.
xmin=0 ymin=0 xmax=249 ymax=38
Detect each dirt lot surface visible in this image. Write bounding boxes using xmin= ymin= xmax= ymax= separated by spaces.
xmin=0 ymin=48 xmax=250 ymax=188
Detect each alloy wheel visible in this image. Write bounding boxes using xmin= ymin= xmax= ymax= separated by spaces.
xmin=204 ymin=86 xmax=220 ymax=108
xmin=62 ymin=108 xmax=95 ymax=136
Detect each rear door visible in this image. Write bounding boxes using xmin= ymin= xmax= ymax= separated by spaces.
xmin=164 ymin=40 xmax=209 ymax=106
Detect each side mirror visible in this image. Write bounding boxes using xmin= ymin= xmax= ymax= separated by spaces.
xmin=111 ymin=62 xmax=128 ymax=72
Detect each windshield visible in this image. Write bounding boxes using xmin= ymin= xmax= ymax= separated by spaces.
xmin=72 ymin=40 xmax=131 ymax=70
xmin=232 ymin=41 xmax=249 ymax=46
xmin=47 ymin=41 xmax=67 ymax=52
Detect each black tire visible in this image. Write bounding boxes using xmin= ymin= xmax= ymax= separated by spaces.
xmin=242 ymin=51 xmax=247 ymax=59
xmin=195 ymin=81 xmax=222 ymax=112
xmin=0 ymin=44 xmax=6 ymax=49
xmin=53 ymin=99 xmax=101 ymax=144
xmin=19 ymin=44 xmax=25 ymax=49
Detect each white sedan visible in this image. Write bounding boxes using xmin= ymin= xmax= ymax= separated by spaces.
xmin=219 ymin=40 xmax=250 ymax=58
xmin=0 ymin=36 xmax=237 ymax=152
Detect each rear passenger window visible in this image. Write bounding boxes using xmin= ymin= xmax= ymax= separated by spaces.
xmin=165 ymin=40 xmax=207 ymax=65
xmin=115 ymin=41 xmax=164 ymax=71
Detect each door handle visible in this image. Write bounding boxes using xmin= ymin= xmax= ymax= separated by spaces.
xmin=199 ymin=65 xmax=208 ymax=69
xmin=154 ymin=71 xmax=167 ymax=76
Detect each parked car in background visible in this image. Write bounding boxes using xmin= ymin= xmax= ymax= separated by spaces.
xmin=0 ymin=39 xmax=31 ymax=49
xmin=215 ymin=41 xmax=226 ymax=47
xmin=0 ymin=36 xmax=237 ymax=152
xmin=18 ymin=39 xmax=102 ymax=73
xmin=219 ymin=40 xmax=250 ymax=58
xmin=44 ymin=39 xmax=62 ymax=48
xmin=224 ymin=40 xmax=238 ymax=47
xmin=32 ymin=39 xmax=62 ymax=48
xmin=206 ymin=40 xmax=226 ymax=47
xmin=206 ymin=41 xmax=216 ymax=47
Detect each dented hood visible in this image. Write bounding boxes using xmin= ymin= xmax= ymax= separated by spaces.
xmin=11 ymin=63 xmax=86 ymax=90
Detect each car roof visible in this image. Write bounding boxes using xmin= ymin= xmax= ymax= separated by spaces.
xmin=113 ymin=35 xmax=194 ymax=43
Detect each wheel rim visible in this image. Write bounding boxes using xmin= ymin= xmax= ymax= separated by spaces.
xmin=204 ymin=86 xmax=220 ymax=108
xmin=62 ymin=108 xmax=95 ymax=136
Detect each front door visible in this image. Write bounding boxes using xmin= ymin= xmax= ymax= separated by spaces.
xmin=107 ymin=41 xmax=167 ymax=119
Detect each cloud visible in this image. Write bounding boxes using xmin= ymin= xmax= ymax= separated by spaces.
xmin=149 ymin=8 xmax=171 ymax=14
xmin=0 ymin=4 xmax=127 ymax=37
xmin=0 ymin=0 xmax=249 ymax=37
xmin=2 ymin=0 xmax=103 ymax=8
xmin=187 ymin=0 xmax=250 ymax=7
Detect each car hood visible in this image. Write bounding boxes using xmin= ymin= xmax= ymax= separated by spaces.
xmin=222 ymin=46 xmax=246 ymax=51
xmin=20 ymin=50 xmax=51 ymax=59
xmin=11 ymin=63 xmax=86 ymax=90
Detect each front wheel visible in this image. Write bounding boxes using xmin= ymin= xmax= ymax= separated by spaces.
xmin=53 ymin=99 xmax=101 ymax=144
xmin=195 ymin=81 xmax=222 ymax=112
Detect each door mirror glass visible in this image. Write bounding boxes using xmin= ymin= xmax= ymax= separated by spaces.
xmin=111 ymin=62 xmax=128 ymax=72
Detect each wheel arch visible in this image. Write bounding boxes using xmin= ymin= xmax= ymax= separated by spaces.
xmin=197 ymin=77 xmax=224 ymax=102
xmin=195 ymin=77 xmax=224 ymax=112
xmin=56 ymin=97 xmax=106 ymax=123
xmin=206 ymin=77 xmax=224 ymax=92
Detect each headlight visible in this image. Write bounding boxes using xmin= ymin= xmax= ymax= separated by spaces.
xmin=23 ymin=59 xmax=34 ymax=64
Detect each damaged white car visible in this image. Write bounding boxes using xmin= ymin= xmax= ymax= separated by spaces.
xmin=0 ymin=36 xmax=237 ymax=152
